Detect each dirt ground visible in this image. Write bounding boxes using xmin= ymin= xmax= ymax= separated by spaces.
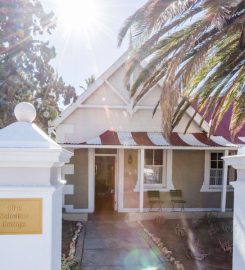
xmin=62 ymin=220 xmax=77 ymax=256
xmin=142 ymin=215 xmax=233 ymax=270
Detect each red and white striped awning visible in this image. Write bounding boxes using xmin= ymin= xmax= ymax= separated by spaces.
xmin=76 ymin=130 xmax=244 ymax=148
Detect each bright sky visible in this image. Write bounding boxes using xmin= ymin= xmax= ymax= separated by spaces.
xmin=41 ymin=0 xmax=147 ymax=93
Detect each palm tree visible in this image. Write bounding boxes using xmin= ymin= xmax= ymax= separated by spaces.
xmin=118 ymin=0 xmax=245 ymax=138
xmin=80 ymin=75 xmax=95 ymax=90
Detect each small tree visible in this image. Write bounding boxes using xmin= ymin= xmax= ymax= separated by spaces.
xmin=80 ymin=75 xmax=95 ymax=91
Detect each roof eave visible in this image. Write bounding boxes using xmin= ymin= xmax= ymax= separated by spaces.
xmin=60 ymin=144 xmax=239 ymax=150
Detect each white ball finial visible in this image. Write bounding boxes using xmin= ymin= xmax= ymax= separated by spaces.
xmin=14 ymin=102 xmax=36 ymax=123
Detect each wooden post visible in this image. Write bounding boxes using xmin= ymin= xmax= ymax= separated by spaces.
xmin=139 ymin=149 xmax=144 ymax=212
xmin=118 ymin=149 xmax=124 ymax=212
xmin=88 ymin=148 xmax=95 ymax=213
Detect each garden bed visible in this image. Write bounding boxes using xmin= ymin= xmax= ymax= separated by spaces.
xmin=142 ymin=214 xmax=232 ymax=270
xmin=62 ymin=220 xmax=83 ymax=270
xmin=62 ymin=220 xmax=78 ymax=256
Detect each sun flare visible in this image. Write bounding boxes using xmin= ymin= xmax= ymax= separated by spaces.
xmin=56 ymin=0 xmax=100 ymax=36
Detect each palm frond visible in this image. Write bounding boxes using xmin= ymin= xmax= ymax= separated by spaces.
xmin=119 ymin=0 xmax=245 ymax=137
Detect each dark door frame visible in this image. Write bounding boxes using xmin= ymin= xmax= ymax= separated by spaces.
xmin=94 ymin=153 xmax=117 ymax=212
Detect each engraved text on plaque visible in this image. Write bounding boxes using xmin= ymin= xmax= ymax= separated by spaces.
xmin=0 ymin=198 xmax=42 ymax=234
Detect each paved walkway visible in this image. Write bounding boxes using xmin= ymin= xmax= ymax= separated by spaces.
xmin=80 ymin=221 xmax=171 ymax=270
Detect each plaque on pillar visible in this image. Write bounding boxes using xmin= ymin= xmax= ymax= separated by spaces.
xmin=0 ymin=198 xmax=42 ymax=235
xmin=0 ymin=102 xmax=72 ymax=270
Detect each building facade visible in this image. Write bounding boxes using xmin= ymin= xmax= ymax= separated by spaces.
xmin=50 ymin=53 xmax=245 ymax=214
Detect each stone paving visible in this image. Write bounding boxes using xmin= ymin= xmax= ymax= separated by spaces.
xmin=80 ymin=220 xmax=171 ymax=270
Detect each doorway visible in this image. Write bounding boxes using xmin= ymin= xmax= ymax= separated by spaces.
xmin=95 ymin=155 xmax=116 ymax=212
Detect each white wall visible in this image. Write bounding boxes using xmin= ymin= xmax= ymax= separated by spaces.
xmin=0 ymin=187 xmax=62 ymax=270
xmin=57 ymin=109 xmax=162 ymax=143
xmin=224 ymin=149 xmax=245 ymax=270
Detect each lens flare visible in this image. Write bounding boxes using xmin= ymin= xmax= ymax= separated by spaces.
xmin=57 ymin=0 xmax=100 ymax=35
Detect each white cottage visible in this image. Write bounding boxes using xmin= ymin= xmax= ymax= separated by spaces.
xmin=50 ymin=52 xmax=245 ymax=214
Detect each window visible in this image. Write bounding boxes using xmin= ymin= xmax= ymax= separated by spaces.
xmin=144 ymin=150 xmax=164 ymax=185
xmin=210 ymin=152 xmax=223 ymax=186
xmin=134 ymin=149 xmax=175 ymax=192
xmin=201 ymin=151 xmax=237 ymax=192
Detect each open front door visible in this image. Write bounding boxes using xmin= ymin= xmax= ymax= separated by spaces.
xmin=95 ymin=156 xmax=115 ymax=212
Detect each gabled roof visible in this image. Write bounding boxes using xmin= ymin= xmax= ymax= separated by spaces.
xmin=201 ymin=105 xmax=245 ymax=138
xmin=50 ymin=51 xmax=210 ymax=136
xmin=192 ymin=100 xmax=245 ymax=139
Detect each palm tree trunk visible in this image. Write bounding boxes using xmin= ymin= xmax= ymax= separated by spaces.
xmin=239 ymin=26 xmax=245 ymax=49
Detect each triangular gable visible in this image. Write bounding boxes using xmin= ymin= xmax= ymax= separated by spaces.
xmin=50 ymin=51 xmax=129 ymax=128
xmin=107 ymin=65 xmax=130 ymax=102
xmin=50 ymin=51 xmax=210 ymax=135
xmin=83 ymin=82 xmax=128 ymax=106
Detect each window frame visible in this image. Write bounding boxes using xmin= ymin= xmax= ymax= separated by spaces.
xmin=200 ymin=150 xmax=235 ymax=192
xmin=209 ymin=152 xmax=224 ymax=187
xmin=134 ymin=149 xmax=175 ymax=192
xmin=144 ymin=149 xmax=166 ymax=188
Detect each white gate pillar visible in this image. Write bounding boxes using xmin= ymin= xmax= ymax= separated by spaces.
xmin=0 ymin=102 xmax=72 ymax=270
xmin=223 ymin=147 xmax=245 ymax=270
